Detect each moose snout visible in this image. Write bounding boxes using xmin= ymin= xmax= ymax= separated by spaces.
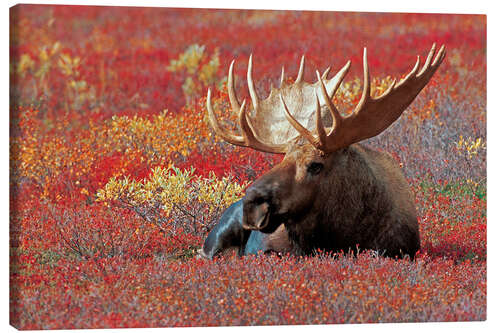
xmin=242 ymin=188 xmax=271 ymax=230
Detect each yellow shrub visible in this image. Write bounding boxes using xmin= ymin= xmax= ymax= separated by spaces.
xmin=455 ymin=136 xmax=486 ymax=158
xmin=167 ymin=44 xmax=224 ymax=104
xmin=96 ymin=165 xmax=249 ymax=234
xmin=104 ymin=106 xmax=213 ymax=162
xmin=196 ymin=172 xmax=248 ymax=215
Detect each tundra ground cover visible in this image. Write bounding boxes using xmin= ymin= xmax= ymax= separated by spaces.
xmin=9 ymin=5 xmax=486 ymax=329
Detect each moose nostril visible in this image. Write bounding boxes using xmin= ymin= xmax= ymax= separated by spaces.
xmin=254 ymin=197 xmax=266 ymax=205
xmin=255 ymin=201 xmax=270 ymax=229
xmin=243 ymin=194 xmax=271 ymax=230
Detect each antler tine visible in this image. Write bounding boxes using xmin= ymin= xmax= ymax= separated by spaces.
xmin=418 ymin=43 xmax=436 ymax=77
xmin=314 ymin=92 xmax=327 ymax=146
xmin=353 ymin=47 xmax=371 ymax=114
xmin=247 ymin=54 xmax=260 ymax=111
xmin=316 ymin=70 xmax=343 ymax=132
xmin=432 ymin=47 xmax=444 ymax=68
xmin=280 ymin=66 xmax=285 ymax=87
xmin=280 ymin=93 xmax=318 ymax=147
xmin=237 ymin=99 xmax=247 ymax=127
xmin=207 ymin=88 xmax=245 ymax=146
xmin=237 ymin=99 xmax=258 ymax=143
xmin=410 ymin=55 xmax=421 ymax=77
xmin=228 ymin=60 xmax=241 ymax=114
xmin=326 ymin=61 xmax=351 ymax=98
xmin=321 ymin=67 xmax=331 ymax=79
xmin=395 ymin=55 xmax=420 ymax=89
xmin=431 ymin=45 xmax=446 ymax=67
xmin=295 ymin=55 xmax=305 ymax=83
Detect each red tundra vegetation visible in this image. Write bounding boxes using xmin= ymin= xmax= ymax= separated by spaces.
xmin=10 ymin=5 xmax=486 ymax=329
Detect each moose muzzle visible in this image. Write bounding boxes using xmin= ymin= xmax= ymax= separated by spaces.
xmin=242 ymin=198 xmax=270 ymax=231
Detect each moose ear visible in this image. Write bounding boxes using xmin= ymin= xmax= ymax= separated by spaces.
xmin=243 ymin=202 xmax=269 ymax=230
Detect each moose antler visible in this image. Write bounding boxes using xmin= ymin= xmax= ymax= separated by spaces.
xmin=207 ymin=87 xmax=288 ymax=154
xmin=281 ymin=43 xmax=446 ymax=152
xmin=207 ymin=43 xmax=446 ymax=154
xmin=207 ymin=53 xmax=349 ymax=153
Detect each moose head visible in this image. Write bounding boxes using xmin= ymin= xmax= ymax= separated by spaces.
xmin=207 ymin=44 xmax=445 ymax=257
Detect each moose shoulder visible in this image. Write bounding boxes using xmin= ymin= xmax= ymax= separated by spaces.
xmin=206 ymin=44 xmax=445 ymax=258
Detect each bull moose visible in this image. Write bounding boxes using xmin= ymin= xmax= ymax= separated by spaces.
xmin=200 ymin=44 xmax=445 ymax=258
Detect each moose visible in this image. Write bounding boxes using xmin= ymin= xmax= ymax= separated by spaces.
xmin=199 ymin=44 xmax=445 ymax=259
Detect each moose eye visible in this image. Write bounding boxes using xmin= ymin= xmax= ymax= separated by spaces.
xmin=307 ymin=162 xmax=324 ymax=175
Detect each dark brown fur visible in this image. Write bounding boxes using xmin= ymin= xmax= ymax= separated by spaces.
xmin=242 ymin=143 xmax=419 ymax=258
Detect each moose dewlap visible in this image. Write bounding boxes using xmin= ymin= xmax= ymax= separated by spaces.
xmin=206 ymin=44 xmax=446 ymax=258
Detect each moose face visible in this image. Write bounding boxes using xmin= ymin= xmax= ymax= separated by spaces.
xmin=242 ymin=144 xmax=339 ymax=233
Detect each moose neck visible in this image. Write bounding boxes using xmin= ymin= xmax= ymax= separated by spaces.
xmin=284 ymin=144 xmax=394 ymax=255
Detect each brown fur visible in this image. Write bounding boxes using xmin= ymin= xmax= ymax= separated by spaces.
xmin=265 ymin=224 xmax=293 ymax=253
xmin=242 ymin=143 xmax=419 ymax=258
